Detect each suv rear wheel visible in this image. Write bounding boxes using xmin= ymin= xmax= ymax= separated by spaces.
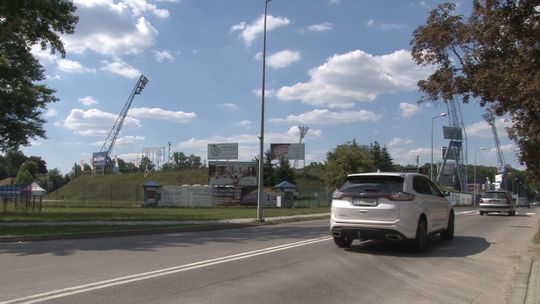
xmin=333 ymin=236 xmax=353 ymax=248
xmin=412 ymin=217 xmax=427 ymax=252
xmin=440 ymin=211 xmax=454 ymax=241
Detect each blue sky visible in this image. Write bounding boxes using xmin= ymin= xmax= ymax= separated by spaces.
xmin=23 ymin=0 xmax=524 ymax=175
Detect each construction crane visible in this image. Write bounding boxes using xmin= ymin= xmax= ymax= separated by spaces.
xmin=92 ymin=74 xmax=149 ymax=175
xmin=436 ymin=97 xmax=468 ymax=191
xmin=482 ymin=111 xmax=507 ymax=190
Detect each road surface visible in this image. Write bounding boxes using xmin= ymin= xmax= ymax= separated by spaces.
xmin=0 ymin=208 xmax=538 ymax=304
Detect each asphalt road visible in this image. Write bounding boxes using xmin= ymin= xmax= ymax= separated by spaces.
xmin=0 ymin=208 xmax=538 ymax=304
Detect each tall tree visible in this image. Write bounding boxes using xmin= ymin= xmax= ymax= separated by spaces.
xmin=369 ymin=141 xmax=394 ymax=172
xmin=275 ymin=157 xmax=295 ymax=184
xmin=324 ymin=141 xmax=375 ymax=188
xmin=0 ymin=1 xmax=78 ymax=150
xmin=410 ymin=1 xmax=540 ymax=183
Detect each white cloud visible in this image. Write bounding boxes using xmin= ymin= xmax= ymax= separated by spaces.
xmin=129 ymin=107 xmax=197 ymax=123
xmin=31 ymin=45 xmax=58 ymax=65
xmin=237 ymin=120 xmax=252 ymax=130
xmin=64 ymin=1 xmax=159 ymax=56
xmin=61 ymin=108 xmax=141 ymax=136
xmin=329 ymin=0 xmax=340 ymax=4
xmin=276 ymin=49 xmax=433 ymax=108
xmin=388 ymin=137 xmax=413 ymax=147
xmin=231 ymin=14 xmax=290 ymax=46
xmin=279 ymin=109 xmax=380 ymax=125
xmin=220 ymin=103 xmax=240 ymax=110
xmin=366 ymin=19 xmax=375 ymax=27
xmin=466 ymin=118 xmax=512 ymax=138
xmin=79 ymin=96 xmax=99 ymax=106
xmin=307 ymin=22 xmax=333 ymax=32
xmin=101 ymin=59 xmax=141 ymax=78
xmin=91 ymin=135 xmax=145 ymax=147
xmin=400 ymin=102 xmax=420 ymax=118
xmin=45 ymin=109 xmax=59 ymax=117
xmin=253 ymin=89 xmax=275 ymax=97
xmin=153 ymin=50 xmax=175 ymax=62
xmin=265 ymin=50 xmax=301 ymax=69
xmin=57 ymin=59 xmax=95 ymax=73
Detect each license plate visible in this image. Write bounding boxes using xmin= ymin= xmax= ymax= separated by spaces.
xmin=353 ymin=198 xmax=378 ymax=206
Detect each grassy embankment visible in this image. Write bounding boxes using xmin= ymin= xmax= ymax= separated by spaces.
xmin=0 ymin=169 xmax=331 ymax=237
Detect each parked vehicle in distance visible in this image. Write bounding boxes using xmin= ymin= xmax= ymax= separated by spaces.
xmin=330 ymin=172 xmax=454 ymax=252
xmin=479 ymin=191 xmax=516 ymax=215
xmin=516 ymin=197 xmax=531 ymax=208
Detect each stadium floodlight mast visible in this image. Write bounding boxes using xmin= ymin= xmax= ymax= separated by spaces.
xmin=431 ymin=112 xmax=447 ymax=180
xmin=257 ymin=0 xmax=272 ymax=222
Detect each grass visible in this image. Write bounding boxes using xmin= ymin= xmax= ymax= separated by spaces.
xmin=0 ymin=206 xmax=330 ymax=237
xmin=0 ymin=224 xmax=196 ymax=237
xmin=0 ymin=206 xmax=330 ymax=222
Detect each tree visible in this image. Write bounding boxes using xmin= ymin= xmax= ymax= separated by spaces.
xmin=410 ymin=1 xmax=540 ymax=183
xmin=0 ymin=1 xmax=78 ymax=150
xmin=275 ymin=157 xmax=295 ymax=184
xmin=324 ymin=140 xmax=375 ymax=188
xmin=263 ymin=150 xmax=275 ymax=187
xmin=370 ymin=141 xmax=394 ymax=172
xmin=15 ymin=168 xmax=33 ymax=184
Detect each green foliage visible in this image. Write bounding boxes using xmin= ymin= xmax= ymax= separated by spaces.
xmin=263 ymin=150 xmax=275 ymax=187
xmin=324 ymin=140 xmax=375 ymax=188
xmin=370 ymin=141 xmax=394 ymax=171
xmin=14 ymin=168 xmax=33 ymax=184
xmin=0 ymin=1 xmax=78 ymax=151
xmin=275 ymin=157 xmax=295 ymax=184
xmin=410 ymin=0 xmax=540 ymax=184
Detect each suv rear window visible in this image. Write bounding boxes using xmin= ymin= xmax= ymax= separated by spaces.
xmin=340 ymin=176 xmax=404 ymax=194
xmin=483 ymin=192 xmax=509 ymax=199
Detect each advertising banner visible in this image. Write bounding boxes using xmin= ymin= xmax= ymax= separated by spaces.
xmin=207 ymin=143 xmax=238 ymax=160
xmin=208 ymin=161 xmax=257 ymax=186
xmin=270 ymin=143 xmax=305 ymax=160
xmin=92 ymin=152 xmax=108 ymax=167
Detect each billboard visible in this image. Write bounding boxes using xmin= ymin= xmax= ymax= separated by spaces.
xmin=270 ymin=143 xmax=305 ymax=160
xmin=441 ymin=141 xmax=462 ymax=160
xmin=92 ymin=152 xmax=108 ymax=167
xmin=443 ymin=126 xmax=463 ymax=140
xmin=208 ymin=161 xmax=257 ymax=186
xmin=208 ymin=143 xmax=238 ymax=160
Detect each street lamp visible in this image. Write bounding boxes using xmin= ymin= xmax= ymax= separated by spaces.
xmin=473 ymin=147 xmax=485 ymax=206
xmin=431 ymin=112 xmax=447 ymax=180
xmin=257 ymin=0 xmax=272 ymax=222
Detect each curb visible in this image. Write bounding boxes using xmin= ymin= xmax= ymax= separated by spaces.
xmin=509 ymin=257 xmax=539 ymax=304
xmin=0 ymin=214 xmax=330 ymax=243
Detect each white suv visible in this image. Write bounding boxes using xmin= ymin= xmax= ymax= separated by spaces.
xmin=330 ymin=172 xmax=454 ymax=252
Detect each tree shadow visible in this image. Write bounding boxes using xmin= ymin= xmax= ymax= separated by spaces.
xmin=0 ymin=223 xmax=331 ymax=256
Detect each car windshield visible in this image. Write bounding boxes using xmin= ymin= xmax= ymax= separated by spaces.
xmin=483 ymin=192 xmax=508 ymax=199
xmin=340 ymin=176 xmax=404 ymax=194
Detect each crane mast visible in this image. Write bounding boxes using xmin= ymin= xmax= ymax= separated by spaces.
xmin=92 ymin=75 xmax=149 ymax=175
xmin=482 ymin=111 xmax=506 ymax=190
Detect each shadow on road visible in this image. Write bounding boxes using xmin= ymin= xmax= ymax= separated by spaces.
xmin=345 ymin=235 xmax=490 ymax=258
xmin=0 ymin=222 xmax=330 ymax=256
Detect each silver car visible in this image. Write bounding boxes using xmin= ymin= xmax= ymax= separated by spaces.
xmin=479 ymin=191 xmax=516 ymax=215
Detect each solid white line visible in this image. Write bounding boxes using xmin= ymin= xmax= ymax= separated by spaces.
xmin=1 ymin=236 xmax=333 ymax=304
xmin=456 ymin=210 xmax=478 ymax=215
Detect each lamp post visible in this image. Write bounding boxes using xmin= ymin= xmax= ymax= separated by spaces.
xmin=473 ymin=147 xmax=485 ymax=206
xmin=256 ymin=0 xmax=272 ymax=222
xmin=431 ymin=112 xmax=447 ymax=180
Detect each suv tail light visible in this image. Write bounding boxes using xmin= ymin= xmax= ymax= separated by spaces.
xmin=387 ymin=192 xmax=415 ymax=201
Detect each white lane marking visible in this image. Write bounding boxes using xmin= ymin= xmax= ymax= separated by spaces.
xmin=2 ymin=236 xmax=333 ymax=304
xmin=456 ymin=210 xmax=478 ymax=215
